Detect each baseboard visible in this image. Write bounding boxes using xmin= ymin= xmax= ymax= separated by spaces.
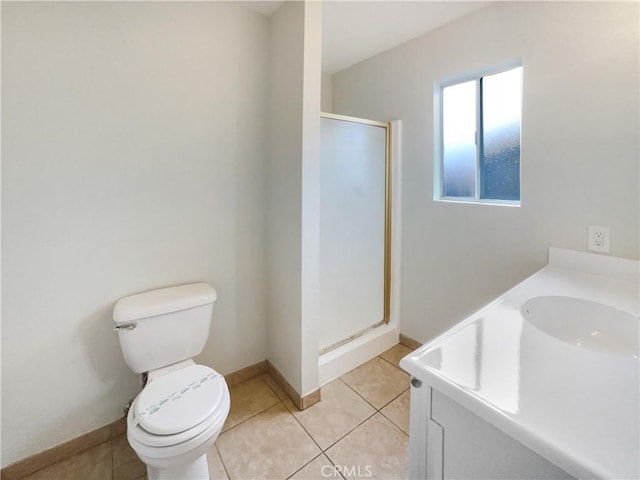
xmin=265 ymin=360 xmax=321 ymax=411
xmin=399 ymin=333 xmax=422 ymax=350
xmin=224 ymin=360 xmax=267 ymax=388
xmin=0 ymin=421 xmax=119 ymax=480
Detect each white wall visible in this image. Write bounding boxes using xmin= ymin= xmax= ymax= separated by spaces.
xmin=300 ymin=0 xmax=322 ymax=396
xmin=1 ymin=2 xmax=269 ymax=466
xmin=332 ymin=2 xmax=639 ymax=343
xmin=266 ymin=0 xmax=321 ymax=397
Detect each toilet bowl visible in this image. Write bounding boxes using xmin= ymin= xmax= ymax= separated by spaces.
xmin=113 ymin=283 xmax=229 ymax=480
xmin=126 ymin=363 xmax=230 ymax=479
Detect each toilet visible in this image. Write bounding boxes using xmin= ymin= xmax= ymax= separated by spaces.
xmin=113 ymin=282 xmax=230 ymax=480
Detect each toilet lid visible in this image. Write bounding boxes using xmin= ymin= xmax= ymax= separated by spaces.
xmin=134 ymin=364 xmax=226 ymax=436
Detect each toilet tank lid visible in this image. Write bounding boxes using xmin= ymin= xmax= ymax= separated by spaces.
xmin=113 ymin=283 xmax=217 ymax=324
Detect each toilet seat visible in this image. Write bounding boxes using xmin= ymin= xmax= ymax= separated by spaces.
xmin=129 ymin=364 xmax=229 ymax=449
xmin=128 ymin=399 xmax=229 ymax=460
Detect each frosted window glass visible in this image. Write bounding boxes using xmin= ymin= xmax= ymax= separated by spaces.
xmin=442 ymin=81 xmax=477 ymax=198
xmin=481 ymin=67 xmax=522 ymax=201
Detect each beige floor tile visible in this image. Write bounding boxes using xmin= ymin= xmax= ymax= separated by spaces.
xmin=379 ymin=344 xmax=413 ymax=369
xmin=222 ymin=376 xmax=281 ymax=432
xmin=206 ymin=445 xmax=229 ymax=480
xmin=288 ymin=454 xmax=340 ymax=480
xmin=261 ymin=373 xmax=288 ymax=401
xmin=22 ymin=442 xmax=112 ymax=480
xmin=217 ymin=403 xmax=320 ymax=480
xmin=340 ymin=357 xmax=410 ymax=409
xmin=325 ymin=413 xmax=408 ymax=480
xmin=380 ymin=390 xmax=410 ymax=434
xmin=112 ymin=434 xmax=146 ymax=480
xmin=285 ymin=379 xmax=375 ymax=450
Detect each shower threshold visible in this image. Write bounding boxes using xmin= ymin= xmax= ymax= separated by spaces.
xmin=319 ymin=318 xmax=388 ymax=356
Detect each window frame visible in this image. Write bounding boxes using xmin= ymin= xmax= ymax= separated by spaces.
xmin=433 ymin=60 xmax=523 ymax=206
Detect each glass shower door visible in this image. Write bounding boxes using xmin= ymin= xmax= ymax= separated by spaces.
xmin=319 ymin=114 xmax=390 ymax=353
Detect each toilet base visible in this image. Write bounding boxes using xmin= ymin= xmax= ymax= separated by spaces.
xmin=147 ymin=453 xmax=209 ymax=480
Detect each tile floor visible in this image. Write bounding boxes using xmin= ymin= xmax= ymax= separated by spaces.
xmin=20 ymin=343 xmax=414 ymax=480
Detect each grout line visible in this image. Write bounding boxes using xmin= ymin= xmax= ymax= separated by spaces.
xmin=284 ymin=452 xmax=324 ymax=480
xmin=378 ymin=343 xmax=414 ymax=373
xmin=377 ymin=386 xmax=410 ymax=411
xmin=284 ymin=378 xmax=377 ymax=457
xmin=338 ymin=374 xmax=408 ymax=414
xmin=214 ymin=444 xmax=232 ymax=480
xmin=320 ymin=409 xmax=378 ymax=453
xmin=378 ymin=353 xmax=402 ymax=370
xmin=220 ymin=377 xmax=282 ymax=435
xmin=324 ymin=449 xmax=347 ymax=480
xmin=378 ymin=352 xmax=412 ymax=378
xmin=283 ymin=398 xmax=325 ymax=453
xmin=110 ymin=436 xmax=115 ymax=480
xmin=217 ymin=401 xmax=287 ymax=478
xmin=337 ymin=377 xmax=379 ymax=411
xmin=219 ymin=401 xmax=281 ymax=435
xmin=379 ymin=406 xmax=410 ymax=438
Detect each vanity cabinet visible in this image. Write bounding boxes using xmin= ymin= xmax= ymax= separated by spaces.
xmin=408 ymin=384 xmax=574 ymax=480
xmin=402 ymin=248 xmax=639 ymax=479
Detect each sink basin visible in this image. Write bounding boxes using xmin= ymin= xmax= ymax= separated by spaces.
xmin=521 ymin=296 xmax=639 ymax=356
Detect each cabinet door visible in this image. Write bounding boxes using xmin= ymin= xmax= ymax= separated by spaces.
xmin=431 ymin=390 xmax=575 ymax=480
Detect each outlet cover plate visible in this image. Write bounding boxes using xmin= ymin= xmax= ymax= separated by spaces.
xmin=588 ymin=225 xmax=610 ymax=253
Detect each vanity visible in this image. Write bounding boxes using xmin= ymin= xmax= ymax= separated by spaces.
xmin=400 ymin=247 xmax=639 ymax=479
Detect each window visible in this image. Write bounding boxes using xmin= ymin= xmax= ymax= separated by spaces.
xmin=435 ymin=64 xmax=522 ymax=204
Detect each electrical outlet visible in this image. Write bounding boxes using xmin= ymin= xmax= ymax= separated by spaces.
xmin=588 ymin=225 xmax=610 ymax=253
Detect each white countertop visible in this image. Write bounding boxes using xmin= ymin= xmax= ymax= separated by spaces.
xmin=400 ymin=248 xmax=640 ymax=480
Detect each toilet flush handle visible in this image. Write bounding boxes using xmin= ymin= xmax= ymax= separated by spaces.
xmin=115 ymin=322 xmax=137 ymax=331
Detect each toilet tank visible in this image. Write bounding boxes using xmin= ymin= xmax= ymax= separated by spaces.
xmin=113 ymin=283 xmax=217 ymax=374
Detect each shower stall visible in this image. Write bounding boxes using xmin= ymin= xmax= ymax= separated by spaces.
xmin=318 ymin=113 xmax=399 ymax=382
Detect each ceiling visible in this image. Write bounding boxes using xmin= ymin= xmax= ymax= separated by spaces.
xmin=242 ymin=1 xmax=489 ymax=74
